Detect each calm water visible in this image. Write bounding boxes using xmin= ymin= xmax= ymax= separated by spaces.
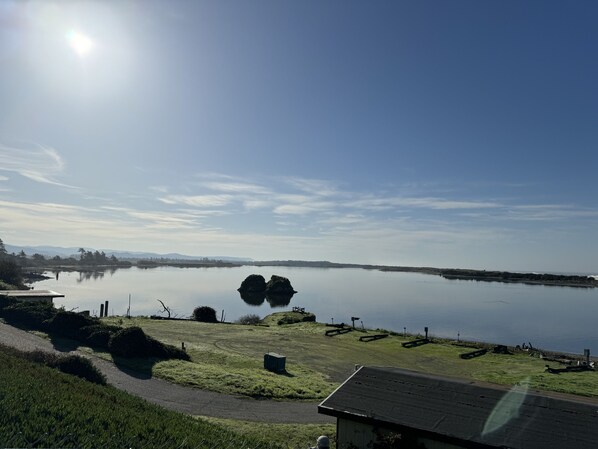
xmin=35 ymin=266 xmax=598 ymax=354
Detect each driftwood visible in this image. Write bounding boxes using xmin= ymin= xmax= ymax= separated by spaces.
xmin=545 ymin=364 xmax=593 ymax=374
xmin=402 ymin=338 xmax=430 ymax=348
xmin=325 ymin=328 xmax=353 ymax=337
xmin=359 ymin=334 xmax=389 ymax=342
xmin=493 ymin=345 xmax=512 ymax=355
xmin=460 ymin=349 xmax=488 ymax=360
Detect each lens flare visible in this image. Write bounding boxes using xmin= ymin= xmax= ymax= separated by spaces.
xmin=66 ymin=30 xmax=93 ymax=57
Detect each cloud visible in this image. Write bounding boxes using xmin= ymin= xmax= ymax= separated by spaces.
xmin=201 ymin=181 xmax=272 ymax=195
xmin=0 ymin=141 xmax=76 ymax=188
xmin=0 ymin=175 xmax=8 ymax=181
xmin=506 ymin=205 xmax=598 ymax=221
xmin=286 ymin=177 xmax=341 ymax=197
xmin=349 ymin=196 xmax=501 ymax=211
xmin=158 ymin=194 xmax=233 ymax=208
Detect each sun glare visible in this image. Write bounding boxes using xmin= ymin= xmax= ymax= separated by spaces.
xmin=66 ymin=30 xmax=94 ymax=57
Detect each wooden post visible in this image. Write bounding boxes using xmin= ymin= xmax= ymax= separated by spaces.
xmin=104 ymin=301 xmax=109 ymax=317
xmin=100 ymin=303 xmax=104 ymax=318
xmin=425 ymin=327 xmax=429 ymax=339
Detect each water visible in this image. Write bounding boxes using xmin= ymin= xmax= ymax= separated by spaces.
xmin=34 ymin=266 xmax=598 ymax=354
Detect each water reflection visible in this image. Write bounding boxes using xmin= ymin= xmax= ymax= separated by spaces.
xmin=77 ymin=271 xmax=105 ymax=283
xmin=266 ymin=292 xmax=294 ymax=308
xmin=239 ymin=291 xmax=266 ymax=306
xmin=239 ymin=291 xmax=295 ymax=307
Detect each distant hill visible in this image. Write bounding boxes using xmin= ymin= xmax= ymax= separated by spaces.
xmin=4 ymin=244 xmax=252 ymax=263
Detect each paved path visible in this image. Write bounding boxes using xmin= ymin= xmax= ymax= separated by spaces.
xmin=0 ymin=322 xmax=333 ymax=424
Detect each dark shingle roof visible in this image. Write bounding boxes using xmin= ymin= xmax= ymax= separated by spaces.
xmin=318 ymin=366 xmax=598 ymax=449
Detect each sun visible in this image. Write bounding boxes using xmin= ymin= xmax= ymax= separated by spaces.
xmin=66 ymin=30 xmax=94 ymax=57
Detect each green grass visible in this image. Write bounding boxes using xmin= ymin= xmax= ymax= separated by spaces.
xmin=0 ymin=344 xmax=280 ymax=449
xmin=103 ymin=315 xmax=598 ymax=400
xmin=199 ymin=416 xmax=336 ymax=449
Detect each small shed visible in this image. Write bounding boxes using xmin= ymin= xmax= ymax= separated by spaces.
xmin=264 ymin=352 xmax=286 ymax=373
xmin=318 ymin=366 xmax=598 ymax=449
xmin=0 ymin=290 xmax=65 ymax=304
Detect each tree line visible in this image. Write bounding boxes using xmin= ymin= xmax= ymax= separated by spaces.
xmin=0 ymin=237 xmax=133 ymax=289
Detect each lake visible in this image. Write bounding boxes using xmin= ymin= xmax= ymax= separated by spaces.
xmin=34 ymin=265 xmax=598 ymax=355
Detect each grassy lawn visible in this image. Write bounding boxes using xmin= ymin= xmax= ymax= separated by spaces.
xmin=0 ymin=344 xmax=279 ymax=449
xmin=199 ymin=416 xmax=336 ymax=449
xmin=103 ymin=314 xmax=598 ymax=400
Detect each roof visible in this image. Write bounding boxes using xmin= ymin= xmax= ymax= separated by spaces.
xmin=318 ymin=366 xmax=598 ymax=449
xmin=0 ymin=290 xmax=65 ymax=298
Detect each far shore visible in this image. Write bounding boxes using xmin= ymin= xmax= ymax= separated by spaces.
xmin=26 ymin=259 xmax=598 ymax=289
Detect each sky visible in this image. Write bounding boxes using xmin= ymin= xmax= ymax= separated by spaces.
xmin=0 ymin=1 xmax=597 ymax=273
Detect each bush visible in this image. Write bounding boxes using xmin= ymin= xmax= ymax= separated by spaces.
xmin=0 ymin=260 xmax=23 ymax=286
xmin=146 ymin=337 xmax=190 ymax=361
xmin=236 ymin=314 xmax=261 ymax=325
xmin=108 ymin=326 xmax=151 ymax=358
xmin=22 ymin=350 xmax=106 ymax=385
xmin=1 ymin=301 xmax=56 ymax=328
xmin=53 ymin=354 xmax=106 ymax=385
xmin=45 ymin=311 xmax=97 ymax=339
xmin=276 ymin=312 xmax=316 ymax=325
xmin=85 ymin=328 xmax=114 ymax=348
xmin=192 ymin=306 xmax=218 ymax=323
xmin=0 ymin=295 xmax=16 ymax=311
xmin=108 ymin=326 xmax=189 ymax=361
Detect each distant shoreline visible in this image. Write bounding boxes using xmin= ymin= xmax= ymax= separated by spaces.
xmin=250 ymin=260 xmax=598 ymax=288
xmin=27 ymin=259 xmax=598 ymax=288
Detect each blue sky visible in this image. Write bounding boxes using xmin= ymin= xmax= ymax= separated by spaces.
xmin=0 ymin=1 xmax=597 ymax=272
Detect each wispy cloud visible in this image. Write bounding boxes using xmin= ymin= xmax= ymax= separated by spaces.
xmin=507 ymin=205 xmax=598 ymax=221
xmin=0 ymin=141 xmax=76 ymax=188
xmin=286 ymin=177 xmax=341 ymax=197
xmin=201 ymin=181 xmax=272 ymax=195
xmin=158 ymin=194 xmax=233 ymax=208
xmin=349 ymin=196 xmax=501 ymax=211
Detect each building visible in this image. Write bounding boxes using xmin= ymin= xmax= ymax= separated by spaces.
xmin=0 ymin=290 xmax=65 ymax=304
xmin=318 ymin=366 xmax=598 ymax=449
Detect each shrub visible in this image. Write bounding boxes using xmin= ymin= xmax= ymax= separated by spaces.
xmin=53 ymin=354 xmax=106 ymax=385
xmin=1 ymin=301 xmax=56 ymax=328
xmin=277 ymin=312 xmax=316 ymax=325
xmin=85 ymin=328 xmax=114 ymax=348
xmin=108 ymin=326 xmax=151 ymax=358
xmin=78 ymin=324 xmax=120 ymax=341
xmin=21 ymin=350 xmax=106 ymax=385
xmin=108 ymin=326 xmax=189 ymax=361
xmin=45 ymin=311 xmax=96 ymax=339
xmin=236 ymin=314 xmax=261 ymax=325
xmin=0 ymin=295 xmax=16 ymax=311
xmin=146 ymin=337 xmax=190 ymax=361
xmin=0 ymin=260 xmax=23 ymax=286
xmin=192 ymin=306 xmax=218 ymax=323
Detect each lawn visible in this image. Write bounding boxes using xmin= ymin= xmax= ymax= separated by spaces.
xmin=103 ymin=314 xmax=598 ymax=400
xmin=0 ymin=344 xmax=279 ymax=449
xmin=199 ymin=416 xmax=336 ymax=449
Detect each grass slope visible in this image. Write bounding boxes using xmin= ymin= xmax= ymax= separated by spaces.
xmin=105 ymin=315 xmax=598 ymax=400
xmin=199 ymin=417 xmax=336 ymax=449
xmin=0 ymin=344 xmax=279 ymax=449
